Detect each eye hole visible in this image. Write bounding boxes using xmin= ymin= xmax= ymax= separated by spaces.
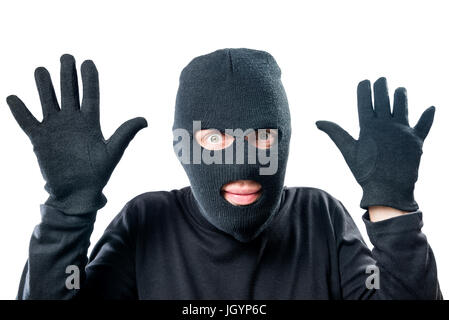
xmin=195 ymin=129 xmax=235 ymax=150
xmin=246 ymin=129 xmax=278 ymax=149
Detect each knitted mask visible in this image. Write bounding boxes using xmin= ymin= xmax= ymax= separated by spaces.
xmin=173 ymin=48 xmax=291 ymax=242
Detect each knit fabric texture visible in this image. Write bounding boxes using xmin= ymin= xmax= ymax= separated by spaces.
xmin=173 ymin=48 xmax=291 ymax=242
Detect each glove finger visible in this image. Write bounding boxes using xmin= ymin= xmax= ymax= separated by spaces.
xmin=316 ymin=120 xmax=356 ymax=159
xmin=80 ymin=59 xmax=100 ymax=121
xmin=107 ymin=117 xmax=148 ymax=159
xmin=414 ymin=106 xmax=435 ymax=140
xmin=357 ymin=80 xmax=374 ymax=126
xmin=60 ymin=54 xmax=80 ymax=111
xmin=373 ymin=77 xmax=392 ymax=118
xmin=34 ymin=67 xmax=60 ymax=118
xmin=392 ymin=87 xmax=409 ymax=125
xmin=6 ymin=95 xmax=39 ymax=135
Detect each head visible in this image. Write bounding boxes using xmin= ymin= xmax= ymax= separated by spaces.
xmin=173 ymin=48 xmax=291 ymax=242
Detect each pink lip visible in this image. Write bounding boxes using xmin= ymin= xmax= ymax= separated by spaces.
xmin=221 ymin=180 xmax=262 ymax=206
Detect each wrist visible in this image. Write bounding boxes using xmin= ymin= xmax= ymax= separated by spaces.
xmin=360 ymin=179 xmax=418 ymax=212
xmin=45 ymin=188 xmax=107 ymax=214
xmin=368 ymin=206 xmax=410 ymax=222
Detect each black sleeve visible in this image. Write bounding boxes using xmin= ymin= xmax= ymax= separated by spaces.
xmin=77 ymin=202 xmax=138 ymax=299
xmin=18 ymin=202 xmax=138 ymax=300
xmin=331 ymin=200 xmax=442 ymax=300
xmin=17 ymin=205 xmax=96 ymax=299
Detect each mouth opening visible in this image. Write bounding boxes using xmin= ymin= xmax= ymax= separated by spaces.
xmin=220 ymin=180 xmax=263 ymax=206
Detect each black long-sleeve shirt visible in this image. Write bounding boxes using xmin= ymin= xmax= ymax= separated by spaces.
xmin=18 ymin=187 xmax=442 ymax=299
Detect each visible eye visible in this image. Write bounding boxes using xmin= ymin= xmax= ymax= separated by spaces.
xmin=207 ymin=133 xmax=222 ymax=144
xmin=247 ymin=129 xmax=278 ymax=149
xmin=195 ymin=129 xmax=235 ymax=150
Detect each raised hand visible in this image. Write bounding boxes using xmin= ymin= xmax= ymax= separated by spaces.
xmin=316 ymin=77 xmax=435 ymax=211
xmin=7 ymin=54 xmax=147 ymax=214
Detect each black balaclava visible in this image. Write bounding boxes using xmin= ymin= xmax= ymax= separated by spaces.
xmin=173 ymin=48 xmax=291 ymax=242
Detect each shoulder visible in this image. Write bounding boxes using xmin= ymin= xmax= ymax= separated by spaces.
xmin=283 ymin=186 xmax=341 ymax=208
xmin=281 ymin=186 xmax=350 ymax=223
xmin=126 ymin=188 xmax=183 ymax=209
xmin=278 ymin=187 xmax=359 ymax=241
xmin=115 ymin=187 xmax=190 ymax=226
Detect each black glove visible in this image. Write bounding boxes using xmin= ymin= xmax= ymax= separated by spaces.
xmin=7 ymin=54 xmax=147 ymax=214
xmin=316 ymin=77 xmax=435 ymax=212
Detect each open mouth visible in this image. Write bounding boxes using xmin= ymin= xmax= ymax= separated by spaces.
xmin=221 ymin=180 xmax=262 ymax=206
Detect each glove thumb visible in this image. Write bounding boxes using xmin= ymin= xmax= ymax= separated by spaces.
xmin=316 ymin=120 xmax=356 ymax=158
xmin=414 ymin=106 xmax=435 ymax=141
xmin=108 ymin=117 xmax=148 ymax=160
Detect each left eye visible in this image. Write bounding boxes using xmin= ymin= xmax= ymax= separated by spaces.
xmin=258 ymin=131 xmax=269 ymax=140
xmin=247 ymin=129 xmax=278 ymax=149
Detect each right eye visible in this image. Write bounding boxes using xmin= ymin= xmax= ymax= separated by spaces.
xmin=206 ymin=133 xmax=222 ymax=144
xmin=195 ymin=129 xmax=235 ymax=150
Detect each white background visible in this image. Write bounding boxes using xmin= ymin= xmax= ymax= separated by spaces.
xmin=0 ymin=0 xmax=447 ymax=299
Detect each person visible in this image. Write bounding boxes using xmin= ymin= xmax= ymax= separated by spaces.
xmin=8 ymin=49 xmax=441 ymax=299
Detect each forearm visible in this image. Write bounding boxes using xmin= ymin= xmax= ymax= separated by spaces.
xmin=363 ymin=211 xmax=441 ymax=299
xmin=18 ymin=205 xmax=96 ymax=300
